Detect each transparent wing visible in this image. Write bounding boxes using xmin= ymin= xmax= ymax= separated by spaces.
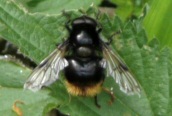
xmin=24 ymin=45 xmax=68 ymax=92
xmin=101 ymin=42 xmax=140 ymax=95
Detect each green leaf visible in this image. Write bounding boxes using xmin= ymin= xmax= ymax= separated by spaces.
xmin=18 ymin=0 xmax=100 ymax=14
xmin=0 ymin=56 xmax=30 ymax=88
xmin=0 ymin=0 xmax=171 ymax=116
xmin=111 ymin=0 xmax=149 ymax=21
xmin=0 ymin=87 xmax=58 ymax=116
xmin=0 ymin=0 xmax=66 ymax=63
xmin=144 ymin=0 xmax=172 ymax=48
xmin=0 ymin=57 xmax=60 ymax=116
xmin=167 ymin=51 xmax=172 ymax=116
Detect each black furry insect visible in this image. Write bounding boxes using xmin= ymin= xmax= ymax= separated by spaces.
xmin=24 ymin=16 xmax=140 ymax=104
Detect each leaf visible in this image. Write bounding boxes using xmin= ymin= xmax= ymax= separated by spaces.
xmin=0 ymin=87 xmax=59 ymax=116
xmin=144 ymin=0 xmax=172 ymax=48
xmin=18 ymin=0 xmax=100 ymax=14
xmin=111 ymin=0 xmax=149 ymax=21
xmin=0 ymin=57 xmax=30 ymax=88
xmin=112 ymin=21 xmax=170 ymax=116
xmin=0 ymin=58 xmax=60 ymax=116
xmin=167 ymin=51 xmax=172 ymax=116
xmin=0 ymin=0 xmax=66 ymax=63
xmin=0 ymin=0 xmax=171 ymax=116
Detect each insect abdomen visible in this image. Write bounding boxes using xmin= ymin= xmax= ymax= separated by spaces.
xmin=64 ymin=57 xmax=105 ymax=96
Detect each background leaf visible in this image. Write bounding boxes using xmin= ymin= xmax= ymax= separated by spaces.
xmin=0 ymin=58 xmax=60 ymax=116
xmin=18 ymin=0 xmax=100 ymax=14
xmin=167 ymin=52 xmax=172 ymax=116
xmin=144 ymin=0 xmax=172 ymax=48
xmin=0 ymin=56 xmax=30 ymax=88
xmin=111 ymin=0 xmax=149 ymax=21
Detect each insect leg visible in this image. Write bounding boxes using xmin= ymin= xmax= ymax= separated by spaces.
xmin=94 ymin=95 xmax=101 ymax=108
xmin=102 ymin=87 xmax=115 ymax=105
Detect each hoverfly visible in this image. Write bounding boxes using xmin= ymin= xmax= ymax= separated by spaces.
xmin=24 ymin=16 xmax=140 ymax=103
